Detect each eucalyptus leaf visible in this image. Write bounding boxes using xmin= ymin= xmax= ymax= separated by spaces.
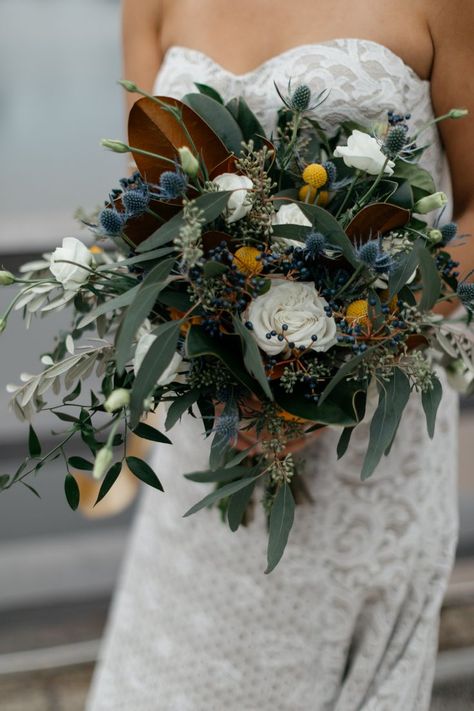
xmin=228 ymin=479 xmax=256 ymax=531
xmin=418 ymin=247 xmax=442 ymax=311
xmin=130 ymin=320 xmax=182 ymax=428
xmin=297 ymin=201 xmax=359 ymax=266
xmin=126 ymin=456 xmax=164 ymax=491
xmin=265 ymin=482 xmax=295 ymax=574
xmin=337 ymin=427 xmax=354 ymax=460
xmin=95 ymin=462 xmax=122 ymax=505
xmin=232 ymin=317 xmax=273 ymax=400
xmin=421 ymin=376 xmax=443 ymax=438
xmin=133 ymin=422 xmax=172 ymax=444
xmin=137 ymin=191 xmax=232 ymax=252
xmin=115 ymin=258 xmax=175 ymax=372
xmin=393 ymin=161 xmax=436 ymax=195
xmin=64 ymin=473 xmax=80 ymax=511
xmin=182 ymin=476 xmax=257 ymax=518
xmin=184 ymin=466 xmax=250 ymax=483
xmin=361 ymin=369 xmax=411 ymax=481
xmin=77 ymin=285 xmax=140 ymax=329
xmin=388 ymin=240 xmax=422 ymax=299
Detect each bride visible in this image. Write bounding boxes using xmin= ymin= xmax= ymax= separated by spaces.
xmin=87 ymin=1 xmax=474 ymax=709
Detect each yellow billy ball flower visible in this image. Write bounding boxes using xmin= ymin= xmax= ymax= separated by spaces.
xmin=89 ymin=245 xmax=104 ymax=255
xmin=346 ymin=299 xmax=370 ymax=330
xmin=379 ymin=289 xmax=398 ymax=312
xmin=302 ymin=163 xmax=328 ymax=189
xmin=298 ymin=185 xmax=330 ymax=207
xmin=233 ymin=246 xmax=263 ymax=275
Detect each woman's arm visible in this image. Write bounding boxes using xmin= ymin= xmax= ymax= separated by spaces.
xmin=122 ymin=0 xmax=164 ymax=115
xmin=429 ymin=1 xmax=474 ymax=315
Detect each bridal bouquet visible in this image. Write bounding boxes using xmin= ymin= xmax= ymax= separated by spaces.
xmin=2 ymin=79 xmax=473 ymax=571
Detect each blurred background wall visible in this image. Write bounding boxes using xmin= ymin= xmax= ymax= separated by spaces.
xmin=0 ymin=1 xmax=473 ymax=708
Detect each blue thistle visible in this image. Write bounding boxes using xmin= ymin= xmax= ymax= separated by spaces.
xmin=98 ymin=208 xmax=125 ymax=236
xmin=156 ymin=170 xmax=188 ymax=200
xmin=122 ymin=188 xmax=150 ymax=216
xmin=291 ymin=85 xmax=311 ymax=112
xmin=323 ymin=161 xmax=337 ymax=185
xmin=357 ymin=238 xmax=394 ymax=274
xmin=214 ymin=412 xmax=239 ymax=440
xmin=457 ymin=281 xmax=474 ymax=311
xmin=440 ymin=222 xmax=458 ymax=244
xmin=304 ymin=231 xmax=327 ymax=260
xmin=383 ymin=125 xmax=407 ymax=158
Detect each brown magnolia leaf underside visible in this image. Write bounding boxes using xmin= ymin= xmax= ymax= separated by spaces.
xmin=346 ymin=203 xmax=411 ymax=244
xmin=128 ymin=96 xmax=232 ymax=183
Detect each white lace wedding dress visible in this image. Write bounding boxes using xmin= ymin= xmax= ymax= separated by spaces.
xmin=87 ymin=39 xmax=459 ymax=711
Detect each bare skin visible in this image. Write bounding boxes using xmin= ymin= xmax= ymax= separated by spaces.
xmin=121 ymin=0 xmax=474 ymax=453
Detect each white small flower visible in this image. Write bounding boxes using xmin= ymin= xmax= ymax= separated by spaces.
xmin=93 ymin=446 xmax=114 ymax=480
xmin=134 ymin=333 xmax=184 ymax=387
xmin=212 ymin=173 xmax=254 ymax=223
xmin=50 ymin=238 xmax=93 ymax=292
xmin=243 ymin=279 xmax=337 ymax=356
xmin=414 ymin=192 xmax=448 ymax=214
xmin=104 ymin=388 xmax=130 ymax=413
xmin=334 ymin=130 xmax=395 ymax=176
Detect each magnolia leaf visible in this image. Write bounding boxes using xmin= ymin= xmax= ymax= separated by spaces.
xmin=265 ymin=482 xmax=295 ymax=574
xmin=232 ymin=317 xmax=273 ymax=400
xmin=126 ymin=456 xmax=164 ymax=491
xmin=183 ymin=476 xmax=257 ymax=518
xmin=115 ymin=258 xmax=175 ymax=372
xmin=128 ymin=95 xmax=231 ymax=182
xmin=133 ymin=422 xmax=172 ymax=444
xmin=130 ymin=320 xmax=182 ymax=428
xmin=361 ymin=369 xmax=411 ymax=481
xmin=64 ymin=474 xmax=80 ymax=511
xmin=421 ymin=376 xmax=443 ymax=439
xmin=228 ymin=479 xmax=256 ymax=531
xmin=182 ymin=92 xmax=244 ymax=154
xmin=346 ymin=203 xmax=411 ymax=243
xmin=137 ymin=191 xmax=232 ymax=252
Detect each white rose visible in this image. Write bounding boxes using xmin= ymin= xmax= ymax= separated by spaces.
xmin=334 ymin=130 xmax=395 ymax=176
xmin=134 ymin=333 xmax=184 ymax=386
xmin=212 ymin=173 xmax=254 ymax=223
xmin=50 ymin=237 xmax=93 ymax=291
xmin=272 ymin=204 xmax=312 ymax=228
xmin=243 ymin=279 xmax=337 ymax=356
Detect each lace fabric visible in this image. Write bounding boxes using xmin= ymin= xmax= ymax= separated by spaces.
xmin=87 ymin=39 xmax=459 ymax=711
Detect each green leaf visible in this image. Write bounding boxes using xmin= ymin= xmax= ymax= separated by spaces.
xmin=0 ymin=474 xmax=10 ymax=490
xmin=186 ymin=326 xmax=255 ymax=393
xmin=115 ymin=258 xmax=175 ymax=372
xmin=265 ymin=482 xmax=295 ymax=574
xmin=277 ymin=379 xmax=367 ymax=426
xmin=183 ymin=93 xmax=244 ymax=154
xmin=126 ymin=456 xmax=164 ymax=491
xmin=393 ymin=161 xmax=436 ymax=195
xmin=337 ymin=427 xmax=354 ymax=459
xmin=422 ymin=376 xmax=443 ymax=438
xmin=418 ymin=246 xmax=442 ymax=311
xmin=232 ymin=316 xmax=273 ymax=400
xmin=130 ymin=320 xmax=182 ymax=428
xmin=95 ymin=462 xmax=122 ymax=505
xmin=28 ymin=425 xmax=41 ymax=458
xmin=133 ymin=422 xmax=172 ymax=444
xmin=77 ymin=285 xmax=140 ymax=329
xmin=296 ymin=201 xmax=359 ymax=267
xmin=226 ymin=97 xmax=266 ymax=146
xmin=368 ymin=289 xmax=384 ymax=331
xmin=63 ymin=381 xmax=81 ymax=404
xmin=202 ymin=261 xmax=228 ymax=278
xmin=64 ymin=473 xmax=80 ymax=510
xmin=388 ymin=240 xmax=422 ymax=299
xmin=137 ymin=191 xmax=232 ymax=252
xmin=184 ymin=466 xmax=251 ymax=483
xmin=228 ymin=479 xmax=256 ymax=531
xmin=361 ymin=369 xmax=411 ymax=481
xmin=68 ymin=456 xmax=93 ymax=471
xmin=389 ymin=180 xmax=414 ymax=210
xmin=318 ymin=350 xmax=375 ymax=406
xmin=165 ymin=390 xmax=202 ymax=431
xmin=209 ymin=429 xmax=233 ymax=471
xmin=194 ymin=82 xmax=224 ymax=103
xmin=183 ymin=476 xmax=257 ymax=517
xmin=22 ymin=481 xmax=41 ymax=498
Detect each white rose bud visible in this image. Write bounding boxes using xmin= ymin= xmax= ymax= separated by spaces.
xmin=178 ymin=146 xmax=200 ymax=178
xmin=93 ymin=447 xmax=114 ymax=480
xmin=448 ymin=108 xmax=469 ymax=119
xmin=104 ymin=388 xmax=130 ymax=413
xmin=212 ymin=173 xmax=254 ymax=223
xmin=243 ymin=279 xmax=337 ymax=356
xmin=0 ymin=271 xmax=15 ymax=286
xmin=414 ymin=192 xmax=448 ymax=214
xmin=50 ymin=237 xmax=93 ymax=292
xmin=118 ymin=79 xmax=139 ymax=93
xmin=427 ymin=229 xmax=443 ymax=245
xmin=334 ymin=129 xmax=395 ymax=176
